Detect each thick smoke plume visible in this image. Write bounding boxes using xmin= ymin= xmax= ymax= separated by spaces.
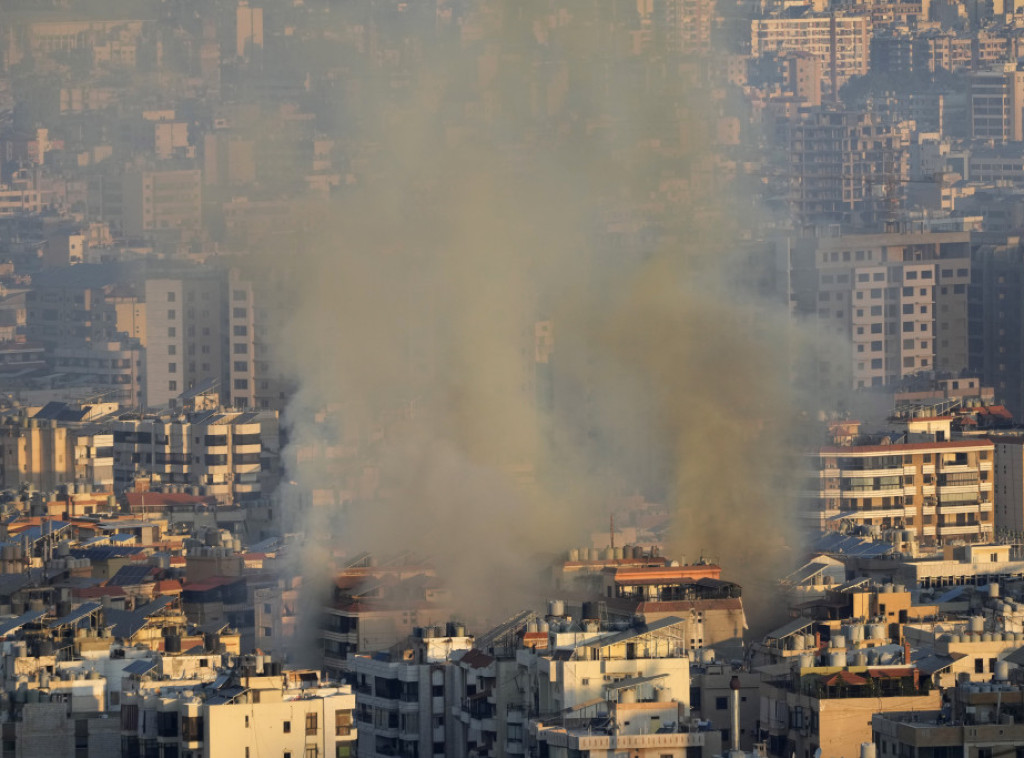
xmin=251 ymin=0 xmax=818 ymax=651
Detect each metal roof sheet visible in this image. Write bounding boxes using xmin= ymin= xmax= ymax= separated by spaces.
xmin=764 ymin=617 xmax=814 ymax=641
xmin=123 ymin=658 xmax=158 ymax=676
xmin=569 ymin=616 xmax=686 ymax=651
xmin=602 ymin=673 xmax=669 ymax=691
xmin=0 ymin=609 xmax=47 ymax=637
xmin=49 ymin=601 xmax=101 ymax=628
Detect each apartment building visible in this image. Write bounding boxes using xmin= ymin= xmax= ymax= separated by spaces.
xmin=0 ymin=185 xmax=47 ymax=216
xmin=321 ymin=556 xmax=453 ymax=678
xmin=144 ymin=268 xmax=256 ymax=410
xmin=968 ymin=64 xmax=1024 ymax=142
xmin=789 ymin=112 xmax=910 ymax=225
xmin=121 ymin=167 xmax=202 ymax=240
xmin=120 ymin=665 xmax=356 ymax=758
xmin=656 ymin=0 xmax=713 ymax=57
xmin=760 ymin=662 xmax=939 ymax=758
xmin=111 ymin=408 xmax=276 ymax=501
xmin=970 ymin=243 xmax=1024 ymax=417
xmin=531 ymin=698 xmax=722 ymax=758
xmin=811 ymin=439 xmax=995 ymax=546
xmin=789 ymin=229 xmax=972 ymax=391
xmin=350 ymin=628 xmax=472 ymax=758
xmin=518 ymin=616 xmax=692 ymax=716
xmin=993 ymin=437 xmax=1024 ymax=535
xmin=236 ymin=1 xmax=264 ymax=59
xmin=0 ymin=417 xmax=74 ymax=491
xmin=751 ymin=11 xmax=871 ymax=96
xmin=873 ymin=681 xmax=1024 ymax=757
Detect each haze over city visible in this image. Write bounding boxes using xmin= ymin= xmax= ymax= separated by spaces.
xmin=3 ymin=1 xmax=1024 ymax=757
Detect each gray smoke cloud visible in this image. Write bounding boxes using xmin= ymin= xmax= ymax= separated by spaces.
xmin=247 ymin=0 xmax=824 ymax=652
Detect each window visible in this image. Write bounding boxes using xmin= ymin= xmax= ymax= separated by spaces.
xmin=167 ymin=309 xmax=176 ymax=319
xmin=234 ymin=325 xmax=248 ymax=337
xmin=233 ymin=289 xmax=248 ymax=301
xmin=168 ymin=327 xmax=176 ymax=337
xmin=234 ymin=361 xmax=248 ymax=372
xmin=336 ymin=710 xmax=353 ymax=737
xmin=168 ymin=381 xmax=177 ymax=391
xmin=976 ymin=658 xmax=985 ymax=673
xmin=233 ymin=307 xmax=247 ymax=318
xmin=234 ymin=343 xmax=248 ymax=354
xmin=306 ymin=712 xmax=318 ymax=735
xmin=168 ymin=344 xmax=176 ymax=355
xmin=715 ymin=696 xmax=728 ymax=710
xmin=168 ymin=363 xmax=177 ymax=373
xmin=167 ymin=291 xmax=176 ymax=302
xmin=305 ymin=748 xmax=318 ymax=758
xmin=234 ymin=379 xmax=249 ymax=390
xmin=284 ymin=721 xmax=291 ymax=733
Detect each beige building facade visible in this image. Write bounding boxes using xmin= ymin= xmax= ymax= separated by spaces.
xmin=813 ymin=439 xmax=995 ymax=545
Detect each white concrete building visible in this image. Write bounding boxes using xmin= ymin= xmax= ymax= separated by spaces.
xmin=350 ymin=628 xmax=473 ymax=758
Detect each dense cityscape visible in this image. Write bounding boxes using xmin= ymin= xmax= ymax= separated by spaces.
xmin=6 ymin=0 xmax=1024 ymax=757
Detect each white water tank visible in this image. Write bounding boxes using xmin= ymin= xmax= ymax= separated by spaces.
xmin=996 ymin=660 xmax=1010 ymax=681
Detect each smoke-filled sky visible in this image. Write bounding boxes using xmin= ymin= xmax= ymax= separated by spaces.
xmin=252 ymin=0 xmax=820 ymax=636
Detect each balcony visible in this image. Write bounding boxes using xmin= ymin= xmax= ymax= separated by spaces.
xmin=938 ymin=524 xmax=986 ymax=536
xmin=843 ymin=486 xmax=905 ymax=498
xmin=938 ymin=464 xmax=974 ymax=474
xmin=937 ymin=503 xmax=981 ymax=515
xmin=938 ymin=484 xmax=980 ymax=496
xmin=841 ymin=507 xmax=905 ymax=520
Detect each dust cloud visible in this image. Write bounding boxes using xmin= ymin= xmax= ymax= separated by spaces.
xmin=251 ymin=0 xmax=820 ymax=645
